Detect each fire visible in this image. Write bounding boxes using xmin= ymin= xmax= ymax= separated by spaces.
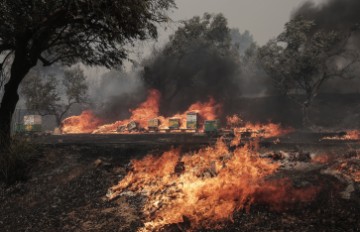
xmin=227 ymin=114 xmax=293 ymax=139
xmin=61 ymin=92 xmax=291 ymax=137
xmin=108 ymin=137 xmax=319 ymax=231
xmin=61 ymin=110 xmax=103 ymax=134
xmin=108 ymin=139 xmax=278 ymax=231
xmin=312 ymin=153 xmax=330 ymax=164
xmin=158 ymin=97 xmax=222 ymax=131
xmin=254 ymin=178 xmax=321 ymax=211
xmin=321 ymin=130 xmax=360 ymax=141
xmin=93 ymin=89 xmax=161 ymax=133
xmin=61 ymin=89 xmax=222 ymax=134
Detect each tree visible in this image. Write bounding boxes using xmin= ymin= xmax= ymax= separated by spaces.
xmin=258 ymin=17 xmax=359 ymax=127
xmin=21 ymin=66 xmax=88 ymax=126
xmin=0 ymin=0 xmax=175 ymax=146
xmin=230 ymin=28 xmax=255 ymax=57
xmin=142 ymin=13 xmax=240 ymax=115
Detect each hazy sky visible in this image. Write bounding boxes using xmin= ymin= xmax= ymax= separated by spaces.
xmin=87 ymin=0 xmax=325 ymax=77
xmin=163 ymin=0 xmax=325 ymax=45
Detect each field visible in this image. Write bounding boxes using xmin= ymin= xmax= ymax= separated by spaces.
xmin=1 ymin=132 xmax=359 ymax=231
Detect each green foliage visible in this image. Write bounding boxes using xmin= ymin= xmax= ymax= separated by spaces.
xmin=0 ymin=0 xmax=176 ymax=68
xmin=21 ymin=71 xmax=60 ymax=114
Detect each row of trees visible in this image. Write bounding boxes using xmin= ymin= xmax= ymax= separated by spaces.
xmin=142 ymin=13 xmax=359 ymax=125
xmin=0 ymin=0 xmax=176 ymax=148
xmin=1 ymin=1 xmax=359 ymax=148
xmin=21 ymin=66 xmax=88 ymax=126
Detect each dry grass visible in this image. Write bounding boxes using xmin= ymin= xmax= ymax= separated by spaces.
xmin=0 ymin=136 xmax=38 ymax=184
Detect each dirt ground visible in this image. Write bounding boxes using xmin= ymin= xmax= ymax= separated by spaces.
xmin=1 ymin=143 xmax=360 ymax=232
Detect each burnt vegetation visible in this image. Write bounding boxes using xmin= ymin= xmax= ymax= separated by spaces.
xmin=1 ymin=0 xmax=360 ymax=231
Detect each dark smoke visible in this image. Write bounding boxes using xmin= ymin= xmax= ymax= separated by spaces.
xmin=292 ymin=0 xmax=360 ymax=94
xmin=141 ymin=13 xmax=242 ymax=117
xmin=293 ymin=0 xmax=360 ymax=45
xmin=89 ymin=69 xmax=147 ymax=122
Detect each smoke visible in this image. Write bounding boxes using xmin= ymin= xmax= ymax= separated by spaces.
xmin=89 ymin=68 xmax=146 ymax=122
xmin=293 ymin=0 xmax=360 ymax=47
xmin=293 ymin=0 xmax=360 ymax=31
xmin=292 ymin=0 xmax=360 ymax=93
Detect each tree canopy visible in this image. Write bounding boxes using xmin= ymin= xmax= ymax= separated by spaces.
xmin=0 ymin=0 xmax=175 ymax=146
xmin=21 ymin=66 xmax=89 ymax=126
xmin=258 ymin=17 xmax=359 ymax=126
xmin=142 ymin=13 xmax=240 ymax=115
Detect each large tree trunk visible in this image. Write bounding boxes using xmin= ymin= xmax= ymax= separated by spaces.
xmin=0 ymin=51 xmax=32 ymax=149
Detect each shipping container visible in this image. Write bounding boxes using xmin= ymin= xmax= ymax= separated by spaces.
xmin=148 ymin=118 xmax=160 ymax=129
xmin=204 ymin=120 xmax=219 ymax=133
xmin=169 ymin=118 xmax=181 ymax=129
xmin=186 ymin=112 xmax=198 ymax=130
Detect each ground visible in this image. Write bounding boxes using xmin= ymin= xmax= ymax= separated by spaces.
xmin=0 ymin=139 xmax=360 ymax=232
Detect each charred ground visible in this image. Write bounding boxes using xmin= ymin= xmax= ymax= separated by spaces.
xmin=1 ymin=140 xmax=359 ymax=232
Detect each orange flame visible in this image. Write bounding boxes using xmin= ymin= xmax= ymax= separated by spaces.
xmin=227 ymin=114 xmax=293 ymax=139
xmin=255 ymin=178 xmax=321 ymax=211
xmin=321 ymin=130 xmax=360 ymax=141
xmin=93 ymin=89 xmax=161 ymax=133
xmin=61 ymin=89 xmax=222 ymax=134
xmin=108 ymin=137 xmax=320 ymax=231
xmin=61 ymin=110 xmax=103 ymax=134
xmin=108 ymin=139 xmax=278 ymax=231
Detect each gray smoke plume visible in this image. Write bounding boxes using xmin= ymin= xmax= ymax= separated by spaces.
xmin=293 ymin=0 xmax=360 ymax=45
xmin=89 ymin=68 xmax=146 ymax=122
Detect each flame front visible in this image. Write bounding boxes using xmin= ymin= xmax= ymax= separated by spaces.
xmin=108 ymin=139 xmax=279 ymax=231
xmin=61 ymin=110 xmax=103 ymax=134
xmin=61 ymin=89 xmax=222 ymax=134
xmin=93 ymin=89 xmax=161 ymax=133
xmin=321 ymin=130 xmax=360 ymax=141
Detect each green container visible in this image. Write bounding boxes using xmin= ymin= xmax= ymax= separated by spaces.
xmin=24 ymin=124 xmax=42 ymax=132
xmin=169 ymin=118 xmax=180 ymax=129
xmin=204 ymin=120 xmax=219 ymax=133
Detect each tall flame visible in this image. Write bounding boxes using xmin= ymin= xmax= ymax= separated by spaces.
xmin=93 ymin=89 xmax=161 ymax=133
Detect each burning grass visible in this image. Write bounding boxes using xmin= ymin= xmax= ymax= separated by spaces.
xmin=107 ymin=137 xmax=320 ymax=231
xmin=321 ymin=130 xmax=360 ymax=141
xmin=60 ymin=90 xmax=291 ymax=139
